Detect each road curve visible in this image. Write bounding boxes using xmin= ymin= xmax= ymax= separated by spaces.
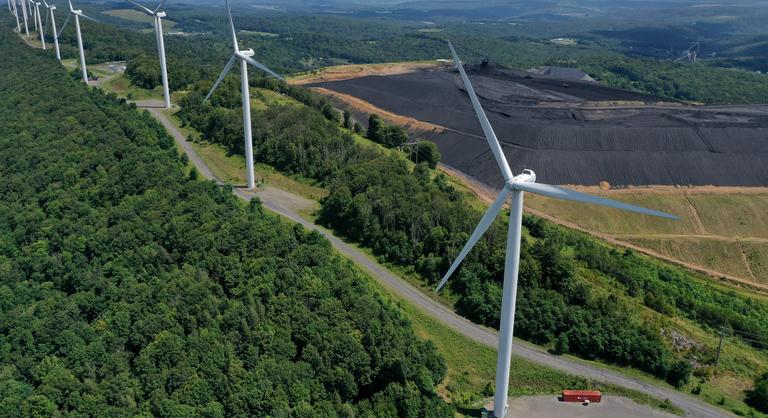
xmin=136 ymin=100 xmax=730 ymax=418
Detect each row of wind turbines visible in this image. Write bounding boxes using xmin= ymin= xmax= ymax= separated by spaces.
xmin=7 ymin=0 xmax=172 ymax=107
xmin=8 ymin=1 xmax=680 ymax=416
xmin=7 ymin=0 xmax=283 ymax=188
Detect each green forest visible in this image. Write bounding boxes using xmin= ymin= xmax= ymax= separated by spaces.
xmin=0 ymin=27 xmax=452 ymax=417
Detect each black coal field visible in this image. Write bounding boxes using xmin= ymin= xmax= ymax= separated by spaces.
xmin=309 ymin=66 xmax=768 ymax=188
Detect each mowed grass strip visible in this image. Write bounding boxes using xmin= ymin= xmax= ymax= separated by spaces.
xmin=102 ymin=9 xmax=177 ymax=30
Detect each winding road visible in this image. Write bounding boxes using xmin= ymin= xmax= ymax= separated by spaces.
xmin=136 ymin=100 xmax=731 ymax=418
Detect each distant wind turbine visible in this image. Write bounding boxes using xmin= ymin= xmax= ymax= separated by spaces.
xmin=58 ymin=0 xmax=99 ymax=83
xmin=437 ymin=41 xmax=679 ymax=418
xmin=204 ymin=0 xmax=283 ymax=189
xmin=33 ymin=1 xmax=45 ymax=48
xmin=20 ymin=0 xmax=28 ymax=35
xmin=31 ymin=0 xmax=38 ymax=31
xmin=127 ymin=0 xmax=171 ymax=108
xmin=11 ymin=0 xmax=20 ymax=33
xmin=42 ymin=0 xmax=60 ymax=60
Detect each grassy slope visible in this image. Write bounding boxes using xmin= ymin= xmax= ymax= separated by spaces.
xmin=524 ymin=190 xmax=768 ymax=286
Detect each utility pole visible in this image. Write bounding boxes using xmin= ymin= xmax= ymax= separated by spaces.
xmin=715 ymin=327 xmax=725 ymax=367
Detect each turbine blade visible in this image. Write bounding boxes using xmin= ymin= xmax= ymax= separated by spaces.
xmin=127 ymin=0 xmax=153 ymax=15
xmin=57 ymin=11 xmax=70 ymax=36
xmin=223 ymin=0 xmax=238 ymax=50
xmin=42 ymin=0 xmax=48 ymax=7
xmin=153 ymin=0 xmax=165 ymax=13
xmin=436 ymin=188 xmax=511 ymax=292
xmin=204 ymin=54 xmax=237 ymax=103
xmin=513 ymin=182 xmax=679 ymax=220
xmin=66 ymin=0 xmax=71 ymax=11
xmin=448 ymin=40 xmax=514 ymax=181
xmin=78 ymin=12 xmax=99 ymax=24
xmin=43 ymin=4 xmax=48 ymax=32
xmin=240 ymin=54 xmax=283 ymax=80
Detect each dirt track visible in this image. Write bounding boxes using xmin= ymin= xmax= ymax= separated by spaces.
xmin=291 ymin=61 xmax=447 ymax=85
xmin=309 ymin=67 xmax=768 ymax=187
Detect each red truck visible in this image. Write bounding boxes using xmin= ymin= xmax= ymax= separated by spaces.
xmin=562 ymin=390 xmax=602 ymax=403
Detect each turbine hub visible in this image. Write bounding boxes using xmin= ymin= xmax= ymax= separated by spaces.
xmin=156 ymin=11 xmax=166 ymax=17
xmin=239 ymin=48 xmax=255 ymax=57
xmin=506 ymin=169 xmax=536 ymax=189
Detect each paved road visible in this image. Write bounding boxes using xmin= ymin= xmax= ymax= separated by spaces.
xmin=136 ymin=100 xmax=730 ymax=418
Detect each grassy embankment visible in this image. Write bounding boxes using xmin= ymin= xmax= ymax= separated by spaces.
xmin=524 ymin=190 xmax=768 ymax=287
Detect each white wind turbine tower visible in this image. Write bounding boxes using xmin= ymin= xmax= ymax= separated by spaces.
xmin=58 ymin=0 xmax=99 ymax=84
xmin=11 ymin=0 xmax=21 ymax=33
xmin=437 ymin=41 xmax=679 ymax=418
xmin=20 ymin=0 xmax=29 ymax=35
xmin=31 ymin=0 xmax=38 ymax=31
xmin=42 ymin=0 xmax=60 ymax=60
xmin=33 ymin=1 xmax=45 ymax=49
xmin=127 ymin=0 xmax=171 ymax=108
xmin=204 ymin=0 xmax=283 ymax=189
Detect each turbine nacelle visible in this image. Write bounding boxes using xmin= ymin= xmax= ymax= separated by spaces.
xmin=507 ymin=169 xmax=536 ymax=189
xmin=236 ymin=48 xmax=254 ymax=58
xmin=156 ymin=10 xmax=165 ymax=17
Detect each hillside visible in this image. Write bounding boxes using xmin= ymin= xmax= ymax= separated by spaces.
xmin=0 ymin=27 xmax=451 ymax=416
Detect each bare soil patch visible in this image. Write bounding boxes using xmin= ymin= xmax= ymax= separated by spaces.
xmin=290 ymin=61 xmax=448 ymax=85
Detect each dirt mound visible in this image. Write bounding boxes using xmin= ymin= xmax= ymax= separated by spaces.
xmin=309 ymin=68 xmax=768 ymax=187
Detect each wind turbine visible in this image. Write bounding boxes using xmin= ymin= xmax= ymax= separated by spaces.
xmin=11 ymin=0 xmax=20 ymax=33
xmin=33 ymin=1 xmax=44 ymax=49
xmin=20 ymin=0 xmax=28 ymax=36
xmin=437 ymin=41 xmax=679 ymax=418
xmin=43 ymin=0 xmax=59 ymax=60
xmin=31 ymin=0 xmax=38 ymax=31
xmin=126 ymin=0 xmax=171 ymax=109
xmin=203 ymin=0 xmax=283 ymax=189
xmin=58 ymin=0 xmax=99 ymax=84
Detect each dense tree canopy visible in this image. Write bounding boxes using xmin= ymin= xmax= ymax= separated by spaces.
xmin=0 ymin=26 xmax=451 ymax=417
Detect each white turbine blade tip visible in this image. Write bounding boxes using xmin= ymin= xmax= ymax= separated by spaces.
xmin=241 ymin=55 xmax=283 ymax=80
xmin=514 ymin=182 xmax=680 ymax=220
xmin=446 ymin=40 xmax=513 ymax=181
xmin=204 ymin=54 xmax=237 ymax=102
xmin=79 ymin=12 xmax=99 ymax=23
xmin=128 ymin=0 xmax=153 ymax=14
xmin=435 ymin=188 xmax=510 ymax=292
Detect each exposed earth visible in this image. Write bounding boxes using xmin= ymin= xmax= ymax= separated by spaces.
xmin=307 ymin=65 xmax=768 ymax=188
